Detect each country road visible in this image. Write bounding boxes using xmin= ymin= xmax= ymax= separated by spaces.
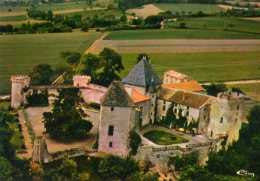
xmin=88 ymin=39 xmax=260 ymax=53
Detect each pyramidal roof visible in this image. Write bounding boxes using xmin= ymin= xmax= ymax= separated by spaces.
xmin=101 ymin=81 xmax=134 ymax=107
xmin=122 ymin=58 xmax=161 ymax=88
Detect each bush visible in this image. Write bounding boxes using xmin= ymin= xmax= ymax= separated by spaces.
xmin=26 ymin=90 xmax=49 ymax=107
xmin=129 ymin=130 xmax=141 ymax=155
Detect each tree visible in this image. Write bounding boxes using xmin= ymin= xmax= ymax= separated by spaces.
xmin=98 ymin=48 xmax=124 ymax=86
xmin=203 ymin=83 xmax=227 ymax=97
xmin=129 ymin=130 xmax=141 ymax=155
xmin=0 ymin=111 xmax=31 ymax=180
xmin=61 ymin=51 xmax=81 ymax=69
xmin=43 ymin=88 xmax=93 ymax=141
xmin=0 ymin=156 xmax=13 ymax=181
xmin=162 ymin=103 xmax=176 ymax=128
xmin=168 ymin=152 xmax=198 ymax=171
xmin=98 ymin=155 xmax=139 ymax=181
xmin=82 ymin=53 xmax=101 ymax=82
xmin=30 ymin=64 xmax=54 ymax=85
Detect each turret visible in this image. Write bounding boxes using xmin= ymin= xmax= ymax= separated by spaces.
xmin=10 ymin=75 xmax=30 ymax=109
xmin=98 ymin=81 xmax=135 ymax=156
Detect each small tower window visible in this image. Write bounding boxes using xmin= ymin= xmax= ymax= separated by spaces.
xmin=220 ymin=117 xmax=223 ymax=123
xmin=237 ymin=105 xmax=240 ymax=110
xmin=163 ymin=105 xmax=166 ymax=111
xmin=109 ymin=142 xmax=113 ymax=148
xmin=111 ymin=107 xmax=114 ymax=111
xmin=108 ymin=125 xmax=114 ymax=136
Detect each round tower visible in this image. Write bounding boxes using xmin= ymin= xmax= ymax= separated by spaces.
xmin=10 ymin=75 xmax=31 ymax=109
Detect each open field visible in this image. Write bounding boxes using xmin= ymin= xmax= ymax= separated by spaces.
xmin=0 ymin=8 xmax=120 ymax=25
xmin=127 ymin=4 xmax=163 ymax=18
xmin=106 ymin=17 xmax=260 ymax=40
xmin=106 ymin=29 xmax=260 ymax=40
xmin=168 ymin=17 xmax=260 ymax=34
xmin=155 ymin=3 xmax=223 ymax=14
xmin=121 ymin=52 xmax=260 ymax=82
xmin=88 ymin=39 xmax=260 ymax=54
xmin=0 ymin=32 xmax=102 ymax=94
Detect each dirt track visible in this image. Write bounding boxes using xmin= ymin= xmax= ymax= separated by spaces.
xmin=87 ymin=39 xmax=260 ymax=54
xmin=202 ymin=79 xmax=260 ymax=85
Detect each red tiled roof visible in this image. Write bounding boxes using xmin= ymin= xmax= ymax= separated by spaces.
xmin=162 ymin=80 xmax=204 ymax=92
xmin=131 ymin=88 xmax=150 ymax=103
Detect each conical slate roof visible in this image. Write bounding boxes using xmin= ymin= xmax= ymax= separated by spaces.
xmin=122 ymin=58 xmax=161 ymax=88
xmin=101 ymin=81 xmax=134 ymax=107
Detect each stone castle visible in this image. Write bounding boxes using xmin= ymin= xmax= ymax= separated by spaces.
xmin=10 ymin=58 xmax=245 ymax=164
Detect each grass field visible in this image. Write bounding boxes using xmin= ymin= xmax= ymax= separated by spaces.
xmin=0 ymin=31 xmax=102 ymax=94
xmin=106 ymin=17 xmax=260 ymax=40
xmin=167 ymin=17 xmax=260 ymax=34
xmin=143 ymin=130 xmax=188 ymax=145
xmin=121 ymin=52 xmax=260 ymax=82
xmin=106 ymin=28 xmax=260 ymax=40
xmin=155 ymin=3 xmax=223 ymax=14
xmin=0 ymin=15 xmax=27 ymax=22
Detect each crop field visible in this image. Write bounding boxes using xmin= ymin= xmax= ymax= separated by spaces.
xmin=155 ymin=3 xmax=223 ymax=14
xmin=167 ymin=17 xmax=260 ymax=34
xmin=0 ymin=0 xmax=114 ymax=25
xmin=121 ymin=52 xmax=260 ymax=82
xmin=106 ymin=17 xmax=260 ymax=40
xmin=0 ymin=32 xmax=102 ymax=94
xmin=127 ymin=4 xmax=163 ymax=18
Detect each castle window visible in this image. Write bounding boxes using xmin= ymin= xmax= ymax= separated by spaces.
xmin=111 ymin=107 xmax=114 ymax=111
xmin=163 ymin=105 xmax=166 ymax=111
xmin=237 ymin=105 xmax=240 ymax=110
xmin=109 ymin=142 xmax=113 ymax=148
xmin=220 ymin=117 xmax=223 ymax=123
xmin=108 ymin=125 xmax=114 ymax=136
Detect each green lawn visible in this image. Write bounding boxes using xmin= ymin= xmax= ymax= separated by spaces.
xmin=121 ymin=52 xmax=260 ymax=82
xmin=143 ymin=130 xmax=188 ymax=145
xmin=105 ymin=17 xmax=260 ymax=40
xmin=155 ymin=3 xmax=223 ymax=14
xmin=0 ymin=31 xmax=102 ymax=94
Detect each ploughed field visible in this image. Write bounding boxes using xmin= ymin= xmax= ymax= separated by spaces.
xmin=143 ymin=130 xmax=188 ymax=145
xmin=0 ymin=32 xmax=102 ymax=94
xmin=121 ymin=52 xmax=260 ymax=83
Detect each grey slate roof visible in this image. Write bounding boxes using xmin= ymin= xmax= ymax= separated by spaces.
xmin=101 ymin=81 xmax=134 ymax=107
xmin=122 ymin=58 xmax=161 ymax=88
